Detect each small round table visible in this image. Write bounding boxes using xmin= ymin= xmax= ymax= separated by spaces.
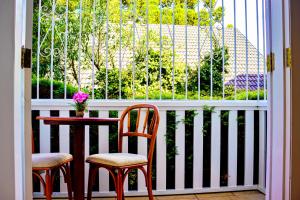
xmin=37 ymin=116 xmax=120 ymax=200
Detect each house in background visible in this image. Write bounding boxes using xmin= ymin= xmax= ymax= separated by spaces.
xmin=80 ymin=25 xmax=265 ymax=89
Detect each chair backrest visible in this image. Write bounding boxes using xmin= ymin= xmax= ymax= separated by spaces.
xmin=118 ymin=104 xmax=160 ymax=161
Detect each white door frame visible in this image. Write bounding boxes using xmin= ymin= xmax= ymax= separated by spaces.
xmin=0 ymin=0 xmax=32 ymax=199
xmin=265 ymin=0 xmax=291 ymax=199
xmin=23 ymin=0 xmax=33 ymax=199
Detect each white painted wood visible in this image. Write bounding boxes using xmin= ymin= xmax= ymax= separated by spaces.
xmin=32 ymin=104 xmax=268 ymax=197
xmin=156 ymin=110 xmax=167 ymax=191
xmin=0 ymin=0 xmax=30 ymax=198
xmin=120 ymin=110 xmax=129 ymax=191
xmin=38 ymin=110 xmax=50 ymax=193
xmin=84 ymin=112 xmax=90 ymax=192
xmin=265 ymin=0 xmax=286 ymax=199
xmin=228 ymin=110 xmax=238 ymax=187
xmin=193 ymin=110 xmax=203 ymax=189
xmin=285 ymin=68 xmax=291 ymax=200
xmin=284 ymin=0 xmax=291 ymax=195
xmin=98 ymin=111 xmax=109 ymax=192
xmin=138 ymin=110 xmax=147 ymax=191
xmin=211 ymin=110 xmax=221 ymax=188
xmin=175 ymin=111 xmax=185 ymax=190
xmin=40 ymin=110 xmax=51 ymax=153
xmin=245 ymin=110 xmax=254 ymax=186
xmin=24 ymin=0 xmax=34 ymax=197
xmin=59 ymin=110 xmax=70 ymax=192
xmin=32 ymin=99 xmax=268 ymax=111
xmin=259 ymin=110 xmax=266 ymax=190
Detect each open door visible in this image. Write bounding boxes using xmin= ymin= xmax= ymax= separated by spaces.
xmin=265 ymin=0 xmax=291 ymax=199
xmin=23 ymin=0 xmax=34 ymax=199
xmin=0 ymin=0 xmax=33 ymax=199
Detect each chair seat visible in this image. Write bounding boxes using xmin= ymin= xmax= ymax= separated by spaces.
xmin=86 ymin=153 xmax=147 ymax=167
xmin=32 ymin=153 xmax=73 ymax=169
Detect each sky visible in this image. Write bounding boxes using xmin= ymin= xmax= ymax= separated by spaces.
xmin=213 ymin=0 xmax=265 ymax=53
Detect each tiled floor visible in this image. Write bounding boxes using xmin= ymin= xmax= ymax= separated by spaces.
xmin=36 ymin=191 xmax=264 ymax=200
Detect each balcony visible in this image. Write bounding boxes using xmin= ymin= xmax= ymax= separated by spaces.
xmin=31 ymin=0 xmax=267 ymax=199
xmin=32 ymin=99 xmax=267 ymax=199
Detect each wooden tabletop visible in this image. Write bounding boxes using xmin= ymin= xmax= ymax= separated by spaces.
xmin=37 ymin=116 xmax=119 ymax=125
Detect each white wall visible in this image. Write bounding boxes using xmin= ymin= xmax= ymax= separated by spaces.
xmin=0 ymin=0 xmax=26 ymax=199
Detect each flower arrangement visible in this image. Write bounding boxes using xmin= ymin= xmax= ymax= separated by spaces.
xmin=72 ymin=91 xmax=89 ymax=117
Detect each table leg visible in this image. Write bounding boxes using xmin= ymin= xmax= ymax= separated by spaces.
xmin=72 ymin=125 xmax=85 ymax=200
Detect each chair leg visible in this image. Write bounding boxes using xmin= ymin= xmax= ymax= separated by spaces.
xmin=62 ymin=164 xmax=73 ymax=200
xmin=146 ymin=169 xmax=154 ymax=200
xmin=87 ymin=164 xmax=98 ymax=200
xmin=116 ymin=169 xmax=124 ymax=200
xmin=45 ymin=170 xmax=52 ymax=200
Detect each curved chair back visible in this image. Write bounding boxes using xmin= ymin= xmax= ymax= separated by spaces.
xmin=118 ymin=104 xmax=160 ymax=162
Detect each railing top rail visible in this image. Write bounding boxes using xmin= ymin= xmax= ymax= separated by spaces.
xmin=32 ymin=99 xmax=268 ymax=111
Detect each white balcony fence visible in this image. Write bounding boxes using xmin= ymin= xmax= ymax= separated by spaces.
xmin=32 ymin=100 xmax=267 ymax=198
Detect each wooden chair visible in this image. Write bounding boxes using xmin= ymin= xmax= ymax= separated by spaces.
xmin=32 ymin=132 xmax=73 ymax=200
xmin=86 ymin=104 xmax=160 ymax=200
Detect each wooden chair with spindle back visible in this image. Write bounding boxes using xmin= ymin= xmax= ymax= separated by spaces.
xmin=86 ymin=104 xmax=160 ymax=200
xmin=32 ymin=130 xmax=73 ymax=200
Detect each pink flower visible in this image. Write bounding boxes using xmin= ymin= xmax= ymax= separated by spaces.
xmin=73 ymin=91 xmax=89 ymax=103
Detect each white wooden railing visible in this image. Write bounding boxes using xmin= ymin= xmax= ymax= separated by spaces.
xmin=32 ymin=100 xmax=267 ymax=198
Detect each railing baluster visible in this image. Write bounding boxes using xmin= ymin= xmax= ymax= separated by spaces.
xmin=91 ymin=0 xmax=96 ymax=99
xmin=193 ymin=109 xmax=203 ymax=189
xmin=99 ymin=111 xmax=109 ymax=192
xmin=222 ymin=0 xmax=225 ymax=100
xmin=209 ymin=0 xmax=213 ymax=99
xmin=138 ymin=110 xmax=147 ymax=191
xmin=245 ymin=110 xmax=254 ymax=185
xmin=245 ymin=0 xmax=249 ymax=100
xmin=38 ymin=110 xmax=50 ymax=194
xmin=256 ymin=0 xmax=260 ymax=100
xmin=172 ymin=0 xmax=175 ymax=100
xmin=228 ymin=110 xmax=238 ymax=186
xmin=197 ymin=0 xmax=201 ymax=100
xmin=78 ymin=0 xmax=83 ymax=90
xmin=159 ymin=0 xmax=162 ymax=100
xmin=234 ymin=0 xmax=237 ymax=100
xmin=175 ymin=111 xmax=185 ymax=190
xmin=259 ymin=110 xmax=266 ymax=190
xmin=132 ymin=0 xmax=136 ymax=100
xmin=84 ymin=112 xmax=90 ymax=192
xmin=211 ymin=110 xmax=221 ymax=188
xmin=119 ymin=0 xmax=122 ymax=99
xmin=59 ymin=110 xmax=70 ymax=192
xmin=185 ymin=0 xmax=188 ymax=100
xmin=40 ymin=110 xmax=51 ymax=153
xmin=156 ymin=110 xmax=166 ymax=191
xmin=50 ymin=0 xmax=56 ymax=99
xmin=63 ymin=0 xmax=69 ymax=99
xmin=146 ymin=0 xmax=149 ymax=100
xmin=262 ymin=0 xmax=267 ymax=100
xmin=120 ymin=111 xmax=129 ymax=191
xmin=105 ymin=0 xmax=109 ymax=99
xmin=36 ymin=0 xmax=42 ymax=99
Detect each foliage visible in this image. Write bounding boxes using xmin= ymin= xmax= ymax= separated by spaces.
xmin=32 ymin=0 xmax=224 ymax=90
xmin=32 ymin=75 xmax=78 ymax=99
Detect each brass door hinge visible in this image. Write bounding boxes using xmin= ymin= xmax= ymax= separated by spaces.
xmin=21 ymin=46 xmax=32 ymax=69
xmin=286 ymin=47 xmax=292 ymax=68
xmin=267 ymin=52 xmax=275 ymax=72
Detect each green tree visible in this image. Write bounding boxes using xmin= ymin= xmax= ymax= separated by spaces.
xmin=32 ymin=0 xmax=227 ymax=99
